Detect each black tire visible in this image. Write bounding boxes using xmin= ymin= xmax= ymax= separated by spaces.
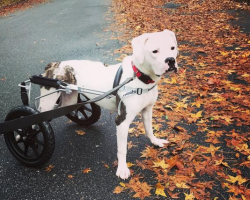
xmin=66 ymin=94 xmax=101 ymax=125
xmin=4 ymin=106 xmax=55 ymax=167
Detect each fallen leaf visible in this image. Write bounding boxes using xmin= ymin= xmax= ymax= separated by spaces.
xmin=45 ymin=164 xmax=54 ymax=172
xmin=76 ymin=130 xmax=86 ymax=135
xmin=68 ymin=175 xmax=74 ymax=179
xmin=82 ymin=168 xmax=92 ymax=174
xmin=155 ymin=183 xmax=167 ymax=197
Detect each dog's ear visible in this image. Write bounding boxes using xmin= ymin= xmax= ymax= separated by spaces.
xmin=132 ymin=33 xmax=149 ymax=64
xmin=164 ymin=29 xmax=178 ymax=56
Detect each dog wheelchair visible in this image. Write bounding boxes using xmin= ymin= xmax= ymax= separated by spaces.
xmin=1 ymin=67 xmax=131 ymax=167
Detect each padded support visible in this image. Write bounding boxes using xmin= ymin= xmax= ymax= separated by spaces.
xmin=30 ymin=75 xmax=63 ymax=89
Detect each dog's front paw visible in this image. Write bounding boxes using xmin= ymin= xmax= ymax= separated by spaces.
xmin=116 ymin=164 xmax=130 ymax=180
xmin=151 ymin=137 xmax=169 ymax=147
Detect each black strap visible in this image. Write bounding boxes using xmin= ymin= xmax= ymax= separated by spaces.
xmin=112 ymin=65 xmax=123 ymax=95
xmin=0 ymin=77 xmax=134 ymax=134
xmin=20 ymin=82 xmax=29 ymax=106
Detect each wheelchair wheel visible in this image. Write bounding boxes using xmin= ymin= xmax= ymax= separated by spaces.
xmin=4 ymin=106 xmax=55 ymax=167
xmin=66 ymin=94 xmax=101 ymax=125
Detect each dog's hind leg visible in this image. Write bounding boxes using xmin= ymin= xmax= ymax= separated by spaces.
xmin=60 ymin=91 xmax=78 ymax=107
xmin=38 ymin=87 xmax=61 ymax=112
xmin=141 ymin=105 xmax=169 ymax=147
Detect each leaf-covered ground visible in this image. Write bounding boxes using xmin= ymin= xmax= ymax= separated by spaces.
xmin=109 ymin=0 xmax=250 ymax=199
xmin=0 ymin=0 xmax=49 ymax=16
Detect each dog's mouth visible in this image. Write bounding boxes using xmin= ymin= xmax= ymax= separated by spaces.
xmin=155 ymin=61 xmax=178 ymax=77
xmin=166 ymin=63 xmax=178 ymax=73
xmin=165 ymin=57 xmax=177 ymax=74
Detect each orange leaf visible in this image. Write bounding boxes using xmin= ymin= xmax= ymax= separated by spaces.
xmin=113 ymin=186 xmax=124 ymax=194
xmin=68 ymin=174 xmax=74 ymax=179
xmin=45 ymin=164 xmax=54 ymax=172
xmin=82 ymin=168 xmax=92 ymax=174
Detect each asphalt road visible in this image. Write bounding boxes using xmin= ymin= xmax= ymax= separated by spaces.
xmin=0 ymin=0 xmax=139 ymax=199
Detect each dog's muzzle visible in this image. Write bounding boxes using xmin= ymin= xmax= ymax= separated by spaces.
xmin=165 ymin=57 xmax=177 ymax=73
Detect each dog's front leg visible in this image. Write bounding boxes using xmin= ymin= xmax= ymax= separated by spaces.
xmin=116 ymin=121 xmax=130 ymax=179
xmin=141 ymin=105 xmax=169 ymax=147
xmin=115 ymin=100 xmax=137 ymax=179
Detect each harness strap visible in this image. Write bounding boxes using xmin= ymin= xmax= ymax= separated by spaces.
xmin=117 ymin=84 xmax=156 ymax=115
xmin=112 ymin=65 xmax=123 ymax=95
xmin=20 ymin=82 xmax=29 ymax=106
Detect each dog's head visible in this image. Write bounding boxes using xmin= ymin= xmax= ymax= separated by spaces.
xmin=132 ymin=30 xmax=178 ymax=76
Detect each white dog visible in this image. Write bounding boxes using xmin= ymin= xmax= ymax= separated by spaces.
xmin=38 ymin=30 xmax=178 ymax=179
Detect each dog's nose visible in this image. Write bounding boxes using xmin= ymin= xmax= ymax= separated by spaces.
xmin=165 ymin=57 xmax=175 ymax=64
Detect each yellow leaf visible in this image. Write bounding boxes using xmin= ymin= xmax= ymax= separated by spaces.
xmin=176 ymin=182 xmax=190 ymax=189
xmin=175 ymin=102 xmax=188 ymax=109
xmin=227 ymin=70 xmax=236 ymax=74
xmin=220 ymin=51 xmax=229 ymax=56
xmin=165 ymin=77 xmax=177 ymax=84
xmin=242 ymin=195 xmax=247 ymax=200
xmin=191 ymin=99 xmax=203 ymax=108
xmin=242 ymin=74 xmax=250 ymax=78
xmin=190 ymin=111 xmax=203 ymax=120
xmin=76 ymin=130 xmax=86 ymax=135
xmin=135 ymin=25 xmax=141 ymax=30
xmin=155 ymin=183 xmax=167 ymax=197
xmin=208 ymin=144 xmax=220 ymax=157
xmin=120 ymin=182 xmax=126 ymax=187
xmin=184 ymin=192 xmax=195 ymax=200
xmin=221 ymin=162 xmax=230 ymax=168
xmin=153 ymin=159 xmax=169 ymax=169
xmin=226 ymin=175 xmax=247 ymax=185
xmin=127 ymin=162 xmax=135 ymax=168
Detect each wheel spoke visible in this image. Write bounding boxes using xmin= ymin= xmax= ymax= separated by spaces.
xmin=29 ymin=128 xmax=41 ymax=138
xmin=24 ymin=144 xmax=29 ymax=156
xmin=71 ymin=110 xmax=78 ymax=119
xmin=15 ymin=129 xmax=23 ymax=135
xmin=22 ymin=127 xmax=29 ymax=134
xmin=31 ymin=146 xmax=40 ymax=157
xmin=81 ymin=110 xmax=89 ymax=119
xmin=82 ymin=105 xmax=92 ymax=113
xmin=29 ymin=138 xmax=44 ymax=147
xmin=14 ymin=140 xmax=23 ymax=145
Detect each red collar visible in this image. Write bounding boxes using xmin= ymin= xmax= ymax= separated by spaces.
xmin=132 ymin=62 xmax=155 ymax=84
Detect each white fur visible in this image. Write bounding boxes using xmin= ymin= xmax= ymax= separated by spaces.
xmin=39 ymin=30 xmax=178 ymax=179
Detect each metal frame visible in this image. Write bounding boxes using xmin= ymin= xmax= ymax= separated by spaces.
xmin=18 ymin=79 xmax=113 ymax=110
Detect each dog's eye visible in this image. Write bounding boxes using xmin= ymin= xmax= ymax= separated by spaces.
xmin=152 ymin=50 xmax=158 ymax=53
xmin=171 ymin=47 xmax=175 ymax=50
